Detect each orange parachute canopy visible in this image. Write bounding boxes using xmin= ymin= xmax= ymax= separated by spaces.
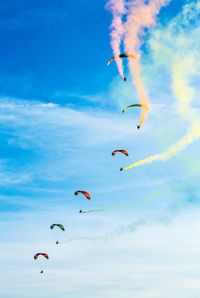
xmin=74 ymin=190 xmax=91 ymax=200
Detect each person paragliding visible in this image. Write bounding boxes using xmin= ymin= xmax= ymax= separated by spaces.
xmin=107 ymin=53 xmax=136 ymax=81
xmin=122 ymin=103 xmax=149 ymax=129
xmin=50 ymin=224 xmax=65 ymax=245
xmin=34 ymin=253 xmax=49 ymax=273
xmin=74 ymin=190 xmax=91 ymax=213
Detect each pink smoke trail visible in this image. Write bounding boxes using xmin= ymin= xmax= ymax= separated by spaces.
xmin=124 ymin=0 xmax=171 ymax=128
xmin=107 ymin=0 xmax=127 ymax=80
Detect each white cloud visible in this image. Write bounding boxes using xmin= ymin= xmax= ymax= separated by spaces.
xmin=1 ymin=207 xmax=200 ymax=298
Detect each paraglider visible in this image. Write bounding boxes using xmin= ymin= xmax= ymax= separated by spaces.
xmin=34 ymin=253 xmax=49 ymax=274
xmin=122 ymin=103 xmax=149 ymax=129
xmin=107 ymin=53 xmax=136 ymax=81
xmin=50 ymin=224 xmax=65 ymax=231
xmin=34 ymin=253 xmax=49 ymax=260
xmin=74 ymin=190 xmax=91 ymax=200
xmin=75 ymin=191 xmax=91 ymax=215
xmin=107 ymin=53 xmax=136 ymax=66
xmin=112 ymin=149 xmax=129 ymax=157
xmin=50 ymin=224 xmax=65 ymax=245
xmin=122 ymin=103 xmax=149 ymax=114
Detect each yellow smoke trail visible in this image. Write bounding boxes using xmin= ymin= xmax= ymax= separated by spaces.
xmin=172 ymin=56 xmax=198 ymax=123
xmin=122 ymin=127 xmax=200 ymax=170
xmin=107 ymin=0 xmax=126 ymax=80
xmin=124 ymin=0 xmax=171 ymax=128
xmin=122 ymin=35 xmax=200 ymax=170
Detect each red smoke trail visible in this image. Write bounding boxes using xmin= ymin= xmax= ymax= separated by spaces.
xmin=107 ymin=0 xmax=127 ymax=80
xmin=124 ymin=0 xmax=171 ymax=127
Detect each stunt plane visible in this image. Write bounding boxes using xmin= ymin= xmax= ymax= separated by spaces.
xmin=112 ymin=149 xmax=129 ymax=157
xmin=34 ymin=253 xmax=49 ymax=274
xmin=107 ymin=53 xmax=136 ymax=81
xmin=74 ymin=190 xmax=91 ymax=200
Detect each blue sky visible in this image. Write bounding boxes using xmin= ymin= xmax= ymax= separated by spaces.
xmin=1 ymin=1 xmax=200 ymax=297
xmin=0 ymin=0 xmax=185 ymax=104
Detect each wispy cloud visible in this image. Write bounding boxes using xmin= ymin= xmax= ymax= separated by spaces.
xmin=1 ymin=206 xmax=200 ymax=298
xmin=0 ymin=97 xmax=139 ymax=189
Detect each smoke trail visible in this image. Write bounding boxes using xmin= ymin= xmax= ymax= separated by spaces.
xmin=63 ymin=218 xmax=146 ymax=244
xmin=124 ymin=0 xmax=171 ymax=128
xmin=122 ymin=1 xmax=200 ymax=171
xmin=80 ymin=188 xmax=163 ymax=214
xmin=80 ymin=208 xmax=106 ymax=214
xmin=63 ymin=214 xmax=171 ymax=244
xmin=62 ymin=190 xmax=163 ymax=244
xmin=122 ymin=59 xmax=200 ymax=171
xmin=107 ymin=0 xmax=127 ymax=80
xmin=122 ymin=127 xmax=200 ymax=170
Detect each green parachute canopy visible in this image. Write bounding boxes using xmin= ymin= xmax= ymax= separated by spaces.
xmin=122 ymin=103 xmax=149 ymax=114
xmin=50 ymin=224 xmax=65 ymax=231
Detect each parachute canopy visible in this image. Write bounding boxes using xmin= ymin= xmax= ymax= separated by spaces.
xmin=122 ymin=103 xmax=149 ymax=114
xmin=107 ymin=53 xmax=136 ymax=66
xmin=34 ymin=253 xmax=49 ymax=260
xmin=50 ymin=224 xmax=65 ymax=231
xmin=74 ymin=190 xmax=91 ymax=200
xmin=112 ymin=149 xmax=129 ymax=156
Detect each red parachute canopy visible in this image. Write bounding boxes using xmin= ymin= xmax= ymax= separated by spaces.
xmin=74 ymin=190 xmax=91 ymax=200
xmin=34 ymin=253 xmax=49 ymax=260
xmin=112 ymin=150 xmax=129 ymax=157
